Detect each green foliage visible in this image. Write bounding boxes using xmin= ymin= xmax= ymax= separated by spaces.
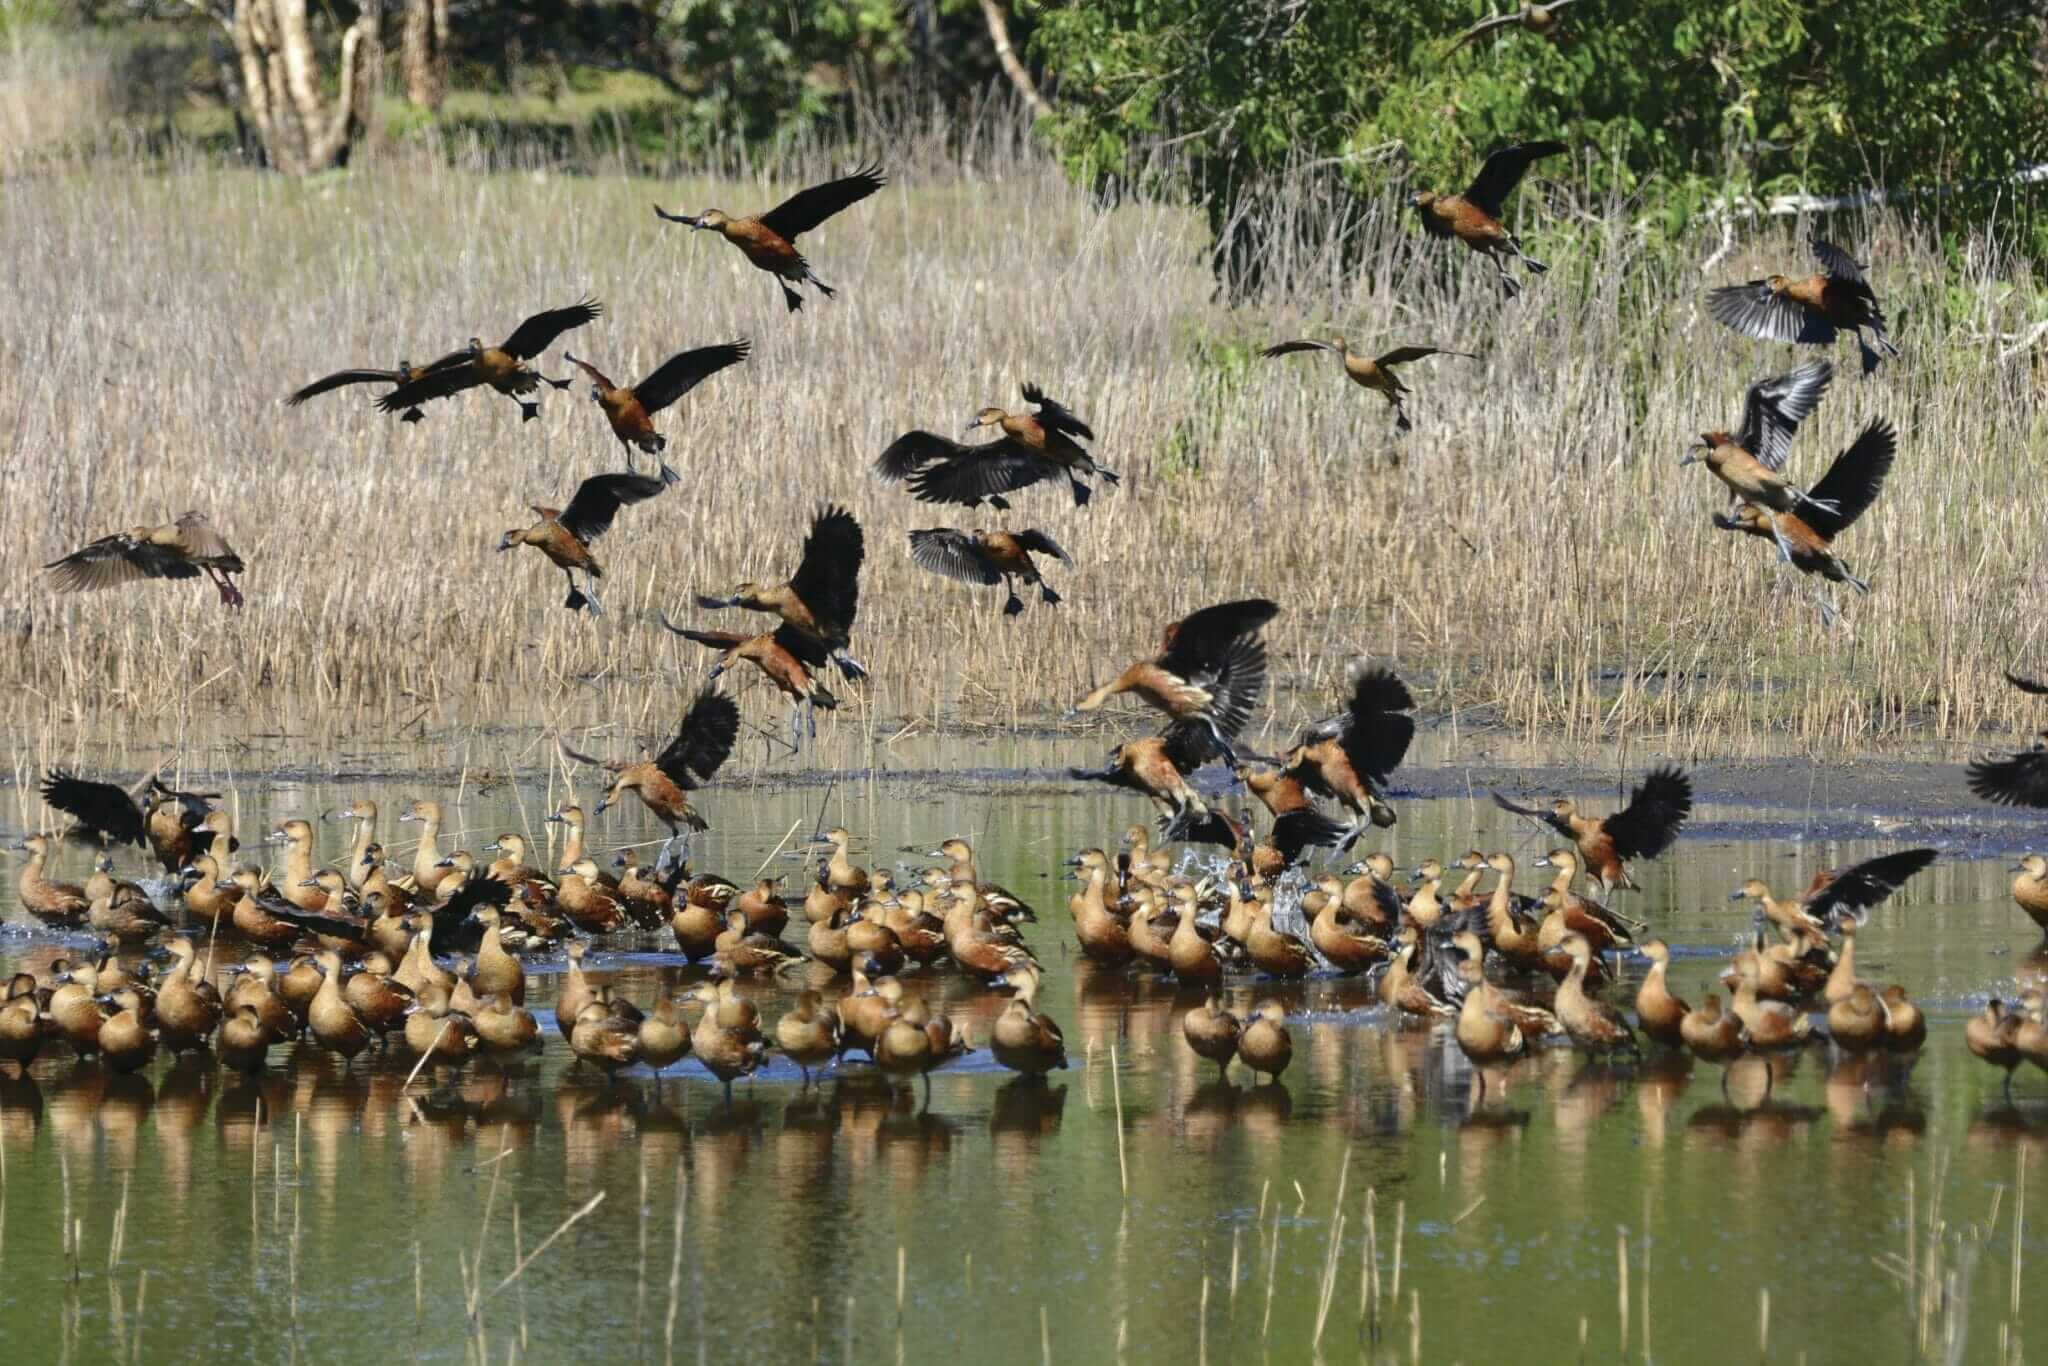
xmin=1027 ymin=0 xmax=2048 ymax=279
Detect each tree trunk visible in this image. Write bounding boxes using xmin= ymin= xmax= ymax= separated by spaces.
xmin=978 ymin=0 xmax=1049 ymax=117
xmin=400 ymin=0 xmax=445 ymax=110
xmin=225 ymin=0 xmax=376 ymax=174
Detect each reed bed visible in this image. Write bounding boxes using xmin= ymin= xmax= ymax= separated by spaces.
xmin=1 ymin=117 xmax=2044 ymax=759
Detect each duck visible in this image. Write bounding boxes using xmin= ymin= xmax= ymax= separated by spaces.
xmin=1236 ymin=1000 xmax=1292 ymax=1083
xmin=306 ymin=950 xmax=373 ymax=1065
xmin=0 ymin=979 xmax=46 ymax=1070
xmin=1072 ymin=599 xmax=1278 ymax=765
xmin=875 ymin=996 xmax=969 ymax=1107
xmin=1727 ymin=960 xmax=1814 ymax=1052
xmin=693 ymin=505 xmax=866 ymax=682
xmin=41 ymin=510 xmax=246 ymax=607
xmin=467 ymin=906 xmax=526 ymax=1004
xmin=1728 ymin=848 xmax=1936 ymax=936
xmin=327 ymin=801 xmax=379 ymax=890
xmin=1452 ymin=943 xmax=1527 ymax=1079
xmin=689 ymin=980 xmax=769 ymax=1104
xmin=907 ymin=527 xmax=1073 ymax=616
xmin=1826 ymin=984 xmax=1889 ymax=1055
xmin=1492 ymin=766 xmax=1693 ymax=894
xmin=636 ymin=994 xmax=693 ymax=1071
xmin=97 ymin=990 xmax=157 ymax=1074
xmin=1710 ymin=421 xmax=1897 ymax=612
xmin=775 ymin=990 xmax=842 ymax=1088
xmin=1409 ymin=140 xmax=1566 ymax=296
xmin=569 ymin=990 xmax=644 ymax=1080
xmin=402 ymin=984 xmax=479 ymax=1074
xmin=1553 ymin=935 xmax=1637 ymax=1057
xmin=1633 ymin=940 xmax=1692 ymax=1047
xmin=2008 ymin=855 xmax=2048 ymax=939
xmin=14 ymin=834 xmax=90 ymax=926
xmin=218 ymin=1005 xmax=273 ymax=1074
xmin=376 ymin=298 xmax=601 ymax=422
xmin=837 ymin=962 xmax=903 ymax=1062
xmin=655 ymin=163 xmax=886 ymax=312
xmin=341 ymin=953 xmax=415 ymax=1047
xmin=155 ymin=937 xmax=222 ymax=1054
xmin=663 ymin=622 xmax=841 ymax=741
xmin=1450 ymin=931 xmax=1560 ymax=1041
xmin=877 ymin=382 xmax=1118 ymax=508
xmin=398 ymin=800 xmax=454 ymax=898
xmin=1707 ymin=235 xmax=1899 ymax=375
xmin=1262 ymin=337 xmax=1472 ymax=434
xmin=225 ymin=955 xmax=297 ymax=1041
xmin=1168 ymin=889 xmax=1225 ymax=986
xmin=48 ymin=960 xmax=110 ymax=1055
xmin=554 ymin=941 xmax=596 ymax=1044
xmin=1966 ymin=999 xmax=2025 ymax=1096
xmin=990 ymin=965 xmax=1067 ymax=1079
xmin=562 ymin=341 xmax=750 ymax=484
xmin=1244 ymin=894 xmax=1316 ymax=979
xmin=1309 ymin=878 xmax=1397 ymax=975
xmin=473 ymin=995 xmax=544 ymax=1059
xmin=1680 ymin=991 xmax=1748 ymax=1097
xmin=714 ymin=911 xmax=803 ymax=976
xmin=568 ymin=687 xmax=742 ymax=848
xmin=498 ymin=472 xmax=666 ymax=615
xmin=2013 ymin=991 xmax=2048 ymax=1078
xmin=1182 ymin=996 xmax=1242 ymax=1081
xmin=555 ymin=860 xmax=627 ymax=936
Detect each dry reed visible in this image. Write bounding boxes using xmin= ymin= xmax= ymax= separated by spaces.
xmin=0 ymin=109 xmax=2042 ymax=769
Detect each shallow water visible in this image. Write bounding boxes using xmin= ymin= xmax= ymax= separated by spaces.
xmin=0 ymin=757 xmax=2044 ymax=1364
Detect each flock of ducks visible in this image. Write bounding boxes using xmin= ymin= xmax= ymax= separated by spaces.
xmin=8 ymin=732 xmax=2048 ymax=1117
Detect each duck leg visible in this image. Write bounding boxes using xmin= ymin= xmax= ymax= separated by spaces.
xmin=563 ymin=570 xmax=590 ymax=614
xmin=778 ymin=279 xmax=804 ymax=313
xmin=500 ymin=388 xmax=540 ymax=422
xmin=1001 ymin=576 xmax=1025 ymax=618
xmin=1038 ymin=578 xmax=1061 ymax=607
xmin=803 ymin=267 xmax=836 ymax=300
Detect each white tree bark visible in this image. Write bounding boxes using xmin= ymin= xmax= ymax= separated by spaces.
xmin=979 ymin=0 xmax=1050 ymax=117
xmin=222 ymin=0 xmax=376 ymax=174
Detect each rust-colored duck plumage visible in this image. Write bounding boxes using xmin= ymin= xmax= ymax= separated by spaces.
xmin=1410 ymin=140 xmax=1566 ymax=297
xmin=908 ymin=527 xmax=1072 ymax=617
xmin=876 ymin=383 xmax=1119 ymax=508
xmin=1492 ymin=764 xmax=1691 ymax=893
xmin=662 ymin=620 xmax=840 ymax=739
xmin=1261 ymin=337 xmax=1473 ymax=432
xmin=1075 ymin=598 xmax=1277 ymax=766
xmin=1712 ymin=419 xmax=1896 ymax=598
xmin=655 ymin=162 xmax=886 ymax=311
xmin=499 ymin=471 xmax=667 ymax=615
xmin=561 ymin=340 xmax=750 ymax=485
xmin=377 ymin=298 xmax=602 ymax=422
xmin=43 ymin=511 xmax=245 ymax=608
xmin=1708 ymin=235 xmax=1899 ymax=375
xmin=1280 ymin=660 xmax=1415 ymax=842
xmin=695 ymin=505 xmax=866 ymax=681
xmin=566 ymin=685 xmax=741 ymax=840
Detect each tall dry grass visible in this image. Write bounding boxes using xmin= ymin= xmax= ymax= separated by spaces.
xmin=1 ymin=115 xmax=2044 ymax=762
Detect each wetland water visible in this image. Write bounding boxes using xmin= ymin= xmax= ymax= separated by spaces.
xmin=0 ymin=740 xmax=2044 ymax=1364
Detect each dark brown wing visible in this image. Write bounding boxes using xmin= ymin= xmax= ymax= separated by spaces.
xmin=907 ymin=529 xmax=999 ymax=585
xmin=40 ymin=771 xmax=146 ymax=846
xmin=657 ymin=618 xmax=749 ymax=652
xmin=1019 ymin=383 xmax=1095 ymax=442
xmin=1332 ymin=665 xmax=1416 ymax=788
xmin=1800 ymin=419 xmax=1895 ymax=540
xmin=1159 ymin=721 xmax=1223 ymax=774
xmin=1803 ymin=848 xmax=1936 ymax=926
xmin=655 ymin=686 xmax=741 ymax=789
xmin=431 ymin=873 xmax=515 ymax=956
xmin=559 ymin=473 xmax=666 ymax=545
xmin=632 ymin=340 xmax=751 ymax=414
xmin=378 ymin=362 xmax=482 ymax=412
xmin=1968 ymin=746 xmax=2048 ymax=808
xmin=174 ymin=512 xmax=241 ymax=570
xmin=500 ymin=297 xmax=603 ymax=359
xmin=43 ymin=535 xmax=196 ymax=591
xmin=771 ymin=622 xmax=831 ymax=670
xmin=1261 ymin=339 xmax=1341 ymax=360
xmin=1489 ymin=790 xmax=1573 ymax=838
xmin=286 ymin=368 xmax=404 ymax=405
xmin=2004 ymin=670 xmax=2048 ymax=696
xmin=1012 ymin=529 xmax=1073 ymax=564
xmin=788 ymin=505 xmax=862 ymax=633
xmin=1462 ymin=140 xmax=1567 ymax=219
xmin=1157 ymin=599 xmax=1280 ymax=676
xmin=875 ymin=430 xmax=973 ymax=480
xmin=1736 ymin=360 xmax=1834 ymax=473
xmin=1372 ymin=346 xmax=1474 ymax=367
xmin=757 ymin=162 xmax=887 ymax=240
xmin=1268 ymin=809 xmax=1348 ymax=863
xmin=1811 ymin=236 xmax=1867 ymax=285
xmin=906 ymin=445 xmax=1050 ymax=507
xmin=1189 ymin=634 xmax=1269 ymax=744
xmin=1707 ymin=283 xmax=1838 ymax=346
xmin=1602 ymin=766 xmax=1693 ymax=862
